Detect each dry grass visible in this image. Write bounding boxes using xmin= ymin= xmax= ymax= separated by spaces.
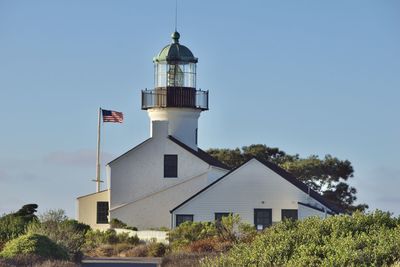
xmin=0 ymin=255 xmax=77 ymax=267
xmin=161 ymin=252 xmax=217 ymax=267
xmin=83 ymin=243 xmax=137 ymax=257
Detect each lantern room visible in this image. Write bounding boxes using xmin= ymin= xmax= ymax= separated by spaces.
xmin=142 ymin=32 xmax=208 ymax=110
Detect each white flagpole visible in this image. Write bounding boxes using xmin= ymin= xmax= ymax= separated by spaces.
xmin=95 ymin=107 xmax=102 ymax=192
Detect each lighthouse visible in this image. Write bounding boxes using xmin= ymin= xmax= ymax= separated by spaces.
xmin=141 ymin=31 xmax=208 ymax=150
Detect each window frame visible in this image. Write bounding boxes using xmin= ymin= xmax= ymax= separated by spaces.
xmin=254 ymin=208 xmax=272 ymax=230
xmin=164 ymin=154 xmax=178 ymax=178
xmin=96 ymin=201 xmax=109 ymax=224
xmin=175 ymin=214 xmax=194 ymax=227
xmin=281 ymin=209 xmax=298 ymax=221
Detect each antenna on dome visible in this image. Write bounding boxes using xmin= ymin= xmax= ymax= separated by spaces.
xmin=174 ymin=0 xmax=178 ymax=32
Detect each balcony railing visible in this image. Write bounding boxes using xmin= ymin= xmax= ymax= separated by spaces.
xmin=142 ymin=87 xmax=209 ymax=110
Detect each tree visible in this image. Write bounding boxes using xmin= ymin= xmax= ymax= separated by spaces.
xmin=207 ymin=145 xmax=367 ymax=213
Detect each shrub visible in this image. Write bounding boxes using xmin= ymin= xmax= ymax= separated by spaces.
xmin=188 ymin=237 xmax=218 ymax=253
xmin=110 ymin=218 xmax=127 ymax=229
xmin=202 ymin=211 xmax=400 ymax=267
xmin=83 ymin=229 xmax=140 ymax=252
xmin=0 ymin=204 xmax=39 ymax=247
xmin=27 ymin=214 xmax=90 ymax=261
xmin=0 ymin=233 xmax=68 ymax=260
xmin=162 ymin=252 xmax=217 ymax=267
xmin=110 ymin=218 xmax=138 ymax=231
xmin=168 ymin=221 xmax=217 ymax=251
xmin=125 ymin=244 xmax=149 ymax=257
xmin=148 ymin=242 xmax=166 ymax=257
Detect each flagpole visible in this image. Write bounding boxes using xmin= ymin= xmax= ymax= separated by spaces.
xmin=95 ymin=107 xmax=101 ymax=192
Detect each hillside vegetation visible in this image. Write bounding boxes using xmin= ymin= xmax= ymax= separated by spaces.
xmin=201 ymin=211 xmax=400 ymax=267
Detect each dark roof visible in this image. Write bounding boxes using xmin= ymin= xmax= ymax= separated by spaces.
xmin=107 ymin=138 xmax=152 ymax=165
xmin=168 ymin=136 xmax=230 ymax=170
xmin=171 ymin=157 xmax=342 ymax=214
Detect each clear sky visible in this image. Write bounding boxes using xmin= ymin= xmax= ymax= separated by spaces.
xmin=1 ymin=0 xmax=399 ymax=217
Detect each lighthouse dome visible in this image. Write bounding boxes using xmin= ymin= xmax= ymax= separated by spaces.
xmin=154 ymin=32 xmax=198 ymax=63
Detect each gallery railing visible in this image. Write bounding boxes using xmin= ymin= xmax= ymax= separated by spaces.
xmin=141 ymin=87 xmax=209 ymax=110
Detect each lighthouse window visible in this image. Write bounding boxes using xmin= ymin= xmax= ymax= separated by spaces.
xmin=164 ymin=154 xmax=178 ymax=178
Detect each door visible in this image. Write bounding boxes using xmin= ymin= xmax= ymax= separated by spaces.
xmin=254 ymin=209 xmax=272 ymax=230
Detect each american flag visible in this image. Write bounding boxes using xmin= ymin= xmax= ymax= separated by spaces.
xmin=102 ymin=109 xmax=123 ymax=123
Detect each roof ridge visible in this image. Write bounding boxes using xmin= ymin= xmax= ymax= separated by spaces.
xmin=171 ymin=157 xmax=342 ymax=214
xmin=168 ymin=135 xmax=230 ymax=170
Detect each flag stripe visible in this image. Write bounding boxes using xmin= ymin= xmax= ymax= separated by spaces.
xmin=102 ymin=109 xmax=123 ymax=123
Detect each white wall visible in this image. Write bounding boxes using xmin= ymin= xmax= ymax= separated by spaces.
xmin=108 ymin=129 xmax=226 ymax=229
xmin=298 ymin=203 xmax=330 ymax=219
xmin=172 ymin=159 xmax=331 ymax=227
xmin=148 ymin=108 xmax=201 ymax=150
xmin=111 ymin=172 xmax=209 ymax=229
xmin=109 ymin=130 xmax=211 ymax=209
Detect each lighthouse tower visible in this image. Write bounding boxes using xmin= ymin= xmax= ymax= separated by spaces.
xmin=142 ymin=32 xmax=208 ymax=150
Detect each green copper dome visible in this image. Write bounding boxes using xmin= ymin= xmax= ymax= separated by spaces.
xmin=153 ymin=31 xmax=198 ymax=63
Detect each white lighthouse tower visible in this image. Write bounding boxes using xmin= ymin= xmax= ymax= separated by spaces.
xmin=142 ymin=31 xmax=208 ymax=150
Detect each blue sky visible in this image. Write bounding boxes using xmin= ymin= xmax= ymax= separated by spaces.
xmin=1 ymin=0 xmax=399 ymax=217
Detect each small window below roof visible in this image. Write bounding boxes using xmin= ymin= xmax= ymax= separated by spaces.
xmin=281 ymin=209 xmax=298 ymax=221
xmin=176 ymin=214 xmax=193 ymax=227
xmin=164 ymin=154 xmax=178 ymax=178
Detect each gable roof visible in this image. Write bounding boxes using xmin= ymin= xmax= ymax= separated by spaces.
xmin=168 ymin=135 xmax=230 ymax=170
xmin=170 ymin=157 xmax=343 ymax=214
xmin=107 ymin=136 xmax=230 ymax=170
xmin=107 ymin=138 xmax=152 ymax=165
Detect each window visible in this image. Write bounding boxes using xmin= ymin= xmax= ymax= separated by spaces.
xmin=254 ymin=209 xmax=272 ymax=230
xmin=281 ymin=209 xmax=298 ymax=221
xmin=215 ymin=212 xmax=231 ymax=222
xmin=164 ymin=155 xmax=178 ymax=177
xmin=97 ymin=202 xmax=109 ymax=224
xmin=176 ymin=214 xmax=193 ymax=227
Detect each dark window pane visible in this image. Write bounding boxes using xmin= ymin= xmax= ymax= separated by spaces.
xmin=281 ymin=209 xmax=298 ymax=221
xmin=254 ymin=209 xmax=272 ymax=230
xmin=164 ymin=155 xmax=178 ymax=177
xmin=176 ymin=214 xmax=193 ymax=227
xmin=215 ymin=213 xmax=230 ymax=222
xmin=97 ymin=202 xmax=109 ymax=224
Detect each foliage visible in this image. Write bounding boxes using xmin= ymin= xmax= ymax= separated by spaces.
xmin=216 ymin=214 xmax=240 ymax=242
xmin=84 ymin=229 xmax=139 ymax=250
xmin=0 ymin=204 xmax=39 ymax=248
xmin=147 ymin=241 xmax=167 ymax=257
xmin=38 ymin=209 xmax=67 ymax=223
xmin=109 ymin=218 xmax=138 ymax=231
xmin=162 ymin=252 xmax=217 ymax=267
xmin=0 ymin=233 xmax=68 ymax=260
xmin=27 ymin=210 xmax=90 ymax=261
xmin=202 ymin=211 xmax=400 ymax=267
xmin=207 ymin=145 xmax=368 ymax=212
xmin=0 ymin=255 xmax=78 ymax=267
xmin=168 ymin=221 xmax=217 ymax=250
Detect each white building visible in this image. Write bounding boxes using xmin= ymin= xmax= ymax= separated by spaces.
xmin=76 ymin=32 xmax=340 ymax=230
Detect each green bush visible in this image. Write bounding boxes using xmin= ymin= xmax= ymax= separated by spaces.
xmin=0 ymin=233 xmax=68 ymax=260
xmin=84 ymin=229 xmax=140 ymax=250
xmin=27 ymin=210 xmax=90 ymax=261
xmin=202 ymin=211 xmax=400 ymax=267
xmin=168 ymin=221 xmax=217 ymax=250
xmin=0 ymin=204 xmax=39 ymax=247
